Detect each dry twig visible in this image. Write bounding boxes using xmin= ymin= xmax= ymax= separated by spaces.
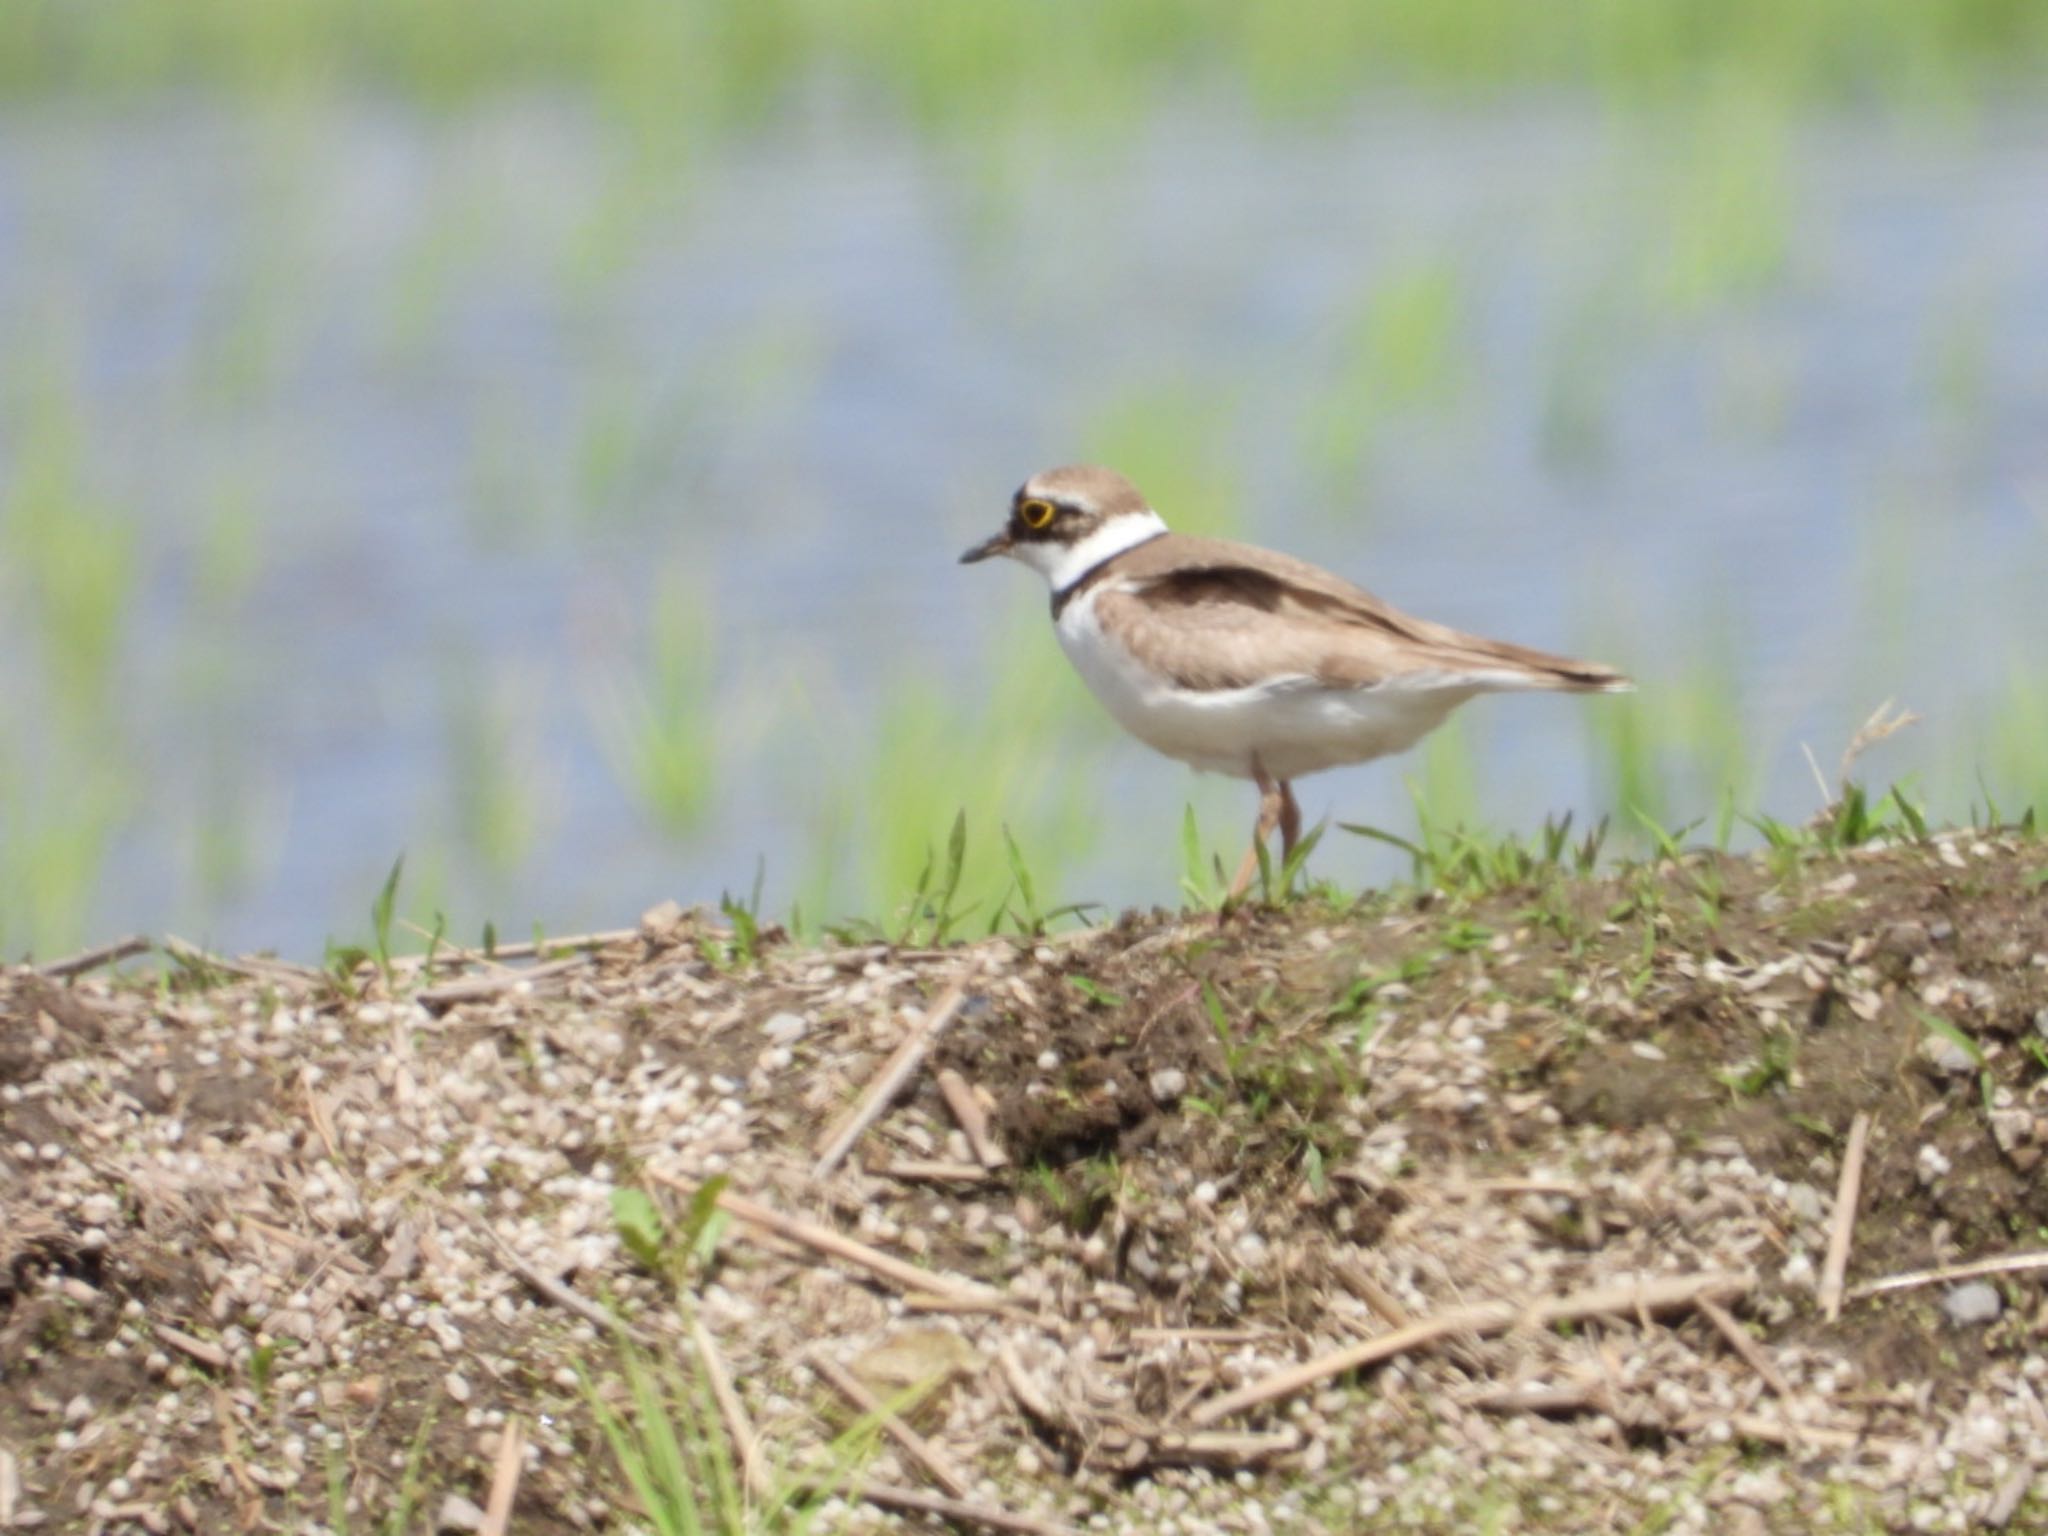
xmin=874 ymin=1158 xmax=989 ymax=1184
xmin=1142 ymin=1428 xmax=1303 ymax=1468
xmin=1838 ymin=698 xmax=1920 ymax=791
xmin=1819 ymin=1111 xmax=1872 ymax=1323
xmin=818 ymin=1479 xmax=1077 ymax=1536
xmin=652 ymin=1177 xmax=998 ymax=1303
xmin=417 ymin=956 xmax=591 ymax=1010
xmin=458 ymin=926 xmax=640 ymax=965
xmin=1129 ymin=1327 xmax=1276 ymax=1346
xmin=153 ymin=1323 xmax=230 ymax=1374
xmin=479 ymin=1417 xmax=525 ymax=1536
xmin=936 ymin=1068 xmax=1008 ymax=1168
xmin=1696 ymin=1296 xmax=1791 ymax=1398
xmin=162 ymin=936 xmax=319 ymax=988
xmin=1188 ymin=1271 xmax=1752 ymax=1427
xmin=813 ymin=975 xmax=970 ymax=1177
xmin=35 ymin=934 xmax=150 ymax=980
xmin=1467 ymin=1383 xmax=1609 ymax=1417
xmin=1849 ymin=1248 xmax=2048 ymax=1300
xmin=811 ymin=1351 xmax=972 ymax=1498
xmin=690 ymin=1316 xmax=768 ymax=1499
xmin=1982 ymin=1468 xmax=2035 ymax=1530
xmin=301 ymin=1071 xmax=343 ymax=1165
xmin=456 ymin=1202 xmax=653 ymax=1345
xmin=995 ymin=1342 xmax=1067 ymax=1433
xmin=1694 ymin=1412 xmax=1907 ymax=1455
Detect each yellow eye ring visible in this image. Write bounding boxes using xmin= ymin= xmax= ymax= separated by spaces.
xmin=1019 ymin=499 xmax=1056 ymax=530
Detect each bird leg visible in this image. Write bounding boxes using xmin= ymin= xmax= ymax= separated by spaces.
xmin=1227 ymin=762 xmax=1286 ymax=904
xmin=1278 ymin=781 xmax=1301 ymax=861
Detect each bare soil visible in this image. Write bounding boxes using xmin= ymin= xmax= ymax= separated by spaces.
xmin=4 ymin=831 xmax=2048 ymax=1534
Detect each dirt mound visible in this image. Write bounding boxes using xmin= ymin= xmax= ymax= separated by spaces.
xmin=4 ymin=833 xmax=2047 ymax=1533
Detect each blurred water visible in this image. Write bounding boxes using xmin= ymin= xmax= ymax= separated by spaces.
xmin=1 ymin=96 xmax=2044 ymax=955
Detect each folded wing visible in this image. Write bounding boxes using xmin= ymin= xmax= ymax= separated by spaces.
xmin=1095 ymin=535 xmax=1630 ymax=695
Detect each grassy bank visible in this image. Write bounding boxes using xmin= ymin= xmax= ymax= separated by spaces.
xmin=6 ymin=0 xmax=2046 ymax=119
xmin=5 ymin=815 xmax=2047 ymax=1532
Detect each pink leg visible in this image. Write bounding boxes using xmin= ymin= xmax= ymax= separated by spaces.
xmin=1227 ymin=761 xmax=1285 ymax=903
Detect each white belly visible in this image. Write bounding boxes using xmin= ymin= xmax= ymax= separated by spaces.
xmin=1054 ymin=589 xmax=1476 ymax=782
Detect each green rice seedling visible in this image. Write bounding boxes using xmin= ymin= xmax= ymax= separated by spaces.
xmin=837 ymin=632 xmax=1098 ymax=933
xmin=894 ymin=808 xmax=970 ymax=945
xmin=194 ymin=246 xmax=298 ymax=409
xmin=1539 ymin=287 xmax=1625 ymax=471
xmin=1178 ymin=803 xmax=1233 ymax=913
xmin=1410 ymin=717 xmax=1484 ymax=838
xmin=385 ymin=1405 xmax=438 ymax=1536
xmin=3 ymin=376 xmax=137 ymax=725
xmin=1717 ymin=1028 xmax=1796 ymax=1099
xmin=706 ymin=863 xmax=770 ymax=969
xmin=441 ymin=664 xmax=545 ymax=876
xmin=1587 ymin=692 xmax=1667 ymax=835
xmin=1344 ymin=802 xmax=1611 ymax=904
xmin=1306 ymin=256 xmax=1468 ymax=482
xmin=326 ymin=1440 xmax=349 ymax=1533
xmin=1986 ymin=664 xmax=2048 ymax=819
xmin=1654 ymin=80 xmax=1792 ymax=313
xmin=4 ymin=0 xmax=2041 ymax=124
xmin=1256 ymin=820 xmax=1329 ymax=907
xmin=1066 ymin=973 xmax=1125 ymax=1008
xmin=996 ymin=824 xmax=1043 ymax=935
xmin=590 ymin=569 xmax=717 ymax=837
xmin=194 ymin=467 xmax=271 ymax=606
xmin=588 ymin=1339 xmax=742 ymax=1536
xmin=369 ymin=855 xmax=405 ymax=988
xmin=583 ymin=1320 xmax=878 ymax=1536
xmin=573 ymin=378 xmax=652 ymax=526
xmin=993 ymin=824 xmax=1098 ymax=937
xmin=612 ymin=1174 xmax=729 ymax=1289
xmin=1082 ymin=378 xmax=1243 ymax=538
xmin=1925 ymin=274 xmax=1994 ymax=432
xmin=1847 ymin=495 xmax=1926 ymax=695
xmin=379 ymin=196 xmax=490 ymax=368
xmin=1915 ymin=1006 xmax=1996 ymax=1114
xmin=465 ymin=388 xmax=557 ymax=547
xmin=1328 ymin=729 xmax=1494 ymax=895
xmin=0 ymin=752 xmax=128 ymax=960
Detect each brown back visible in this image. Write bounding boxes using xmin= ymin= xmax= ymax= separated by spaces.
xmin=1088 ymin=533 xmax=1629 ymax=694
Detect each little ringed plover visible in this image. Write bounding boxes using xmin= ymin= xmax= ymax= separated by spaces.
xmin=961 ymin=464 xmax=1630 ymax=899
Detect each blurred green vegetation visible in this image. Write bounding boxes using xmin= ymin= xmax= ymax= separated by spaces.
xmin=1307 ymin=258 xmax=1470 ymax=484
xmin=0 ymin=360 xmax=137 ymax=956
xmin=790 ymin=608 xmax=1103 ymax=936
xmin=3 ymin=0 xmax=2046 ymax=959
xmin=592 ymin=571 xmax=720 ymax=839
xmin=5 ymin=0 xmax=2046 ymax=117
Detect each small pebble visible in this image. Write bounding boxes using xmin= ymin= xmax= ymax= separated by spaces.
xmin=436 ymin=1493 xmax=486 ymax=1532
xmin=1941 ymin=1282 xmax=2002 ymax=1328
xmin=1783 ymin=1183 xmax=1826 ymax=1225
xmin=1920 ymin=1034 xmax=1978 ymax=1076
xmin=760 ymin=1012 xmax=807 ymax=1045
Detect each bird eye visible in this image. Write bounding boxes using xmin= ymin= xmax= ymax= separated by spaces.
xmin=1019 ymin=499 xmax=1056 ymax=530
